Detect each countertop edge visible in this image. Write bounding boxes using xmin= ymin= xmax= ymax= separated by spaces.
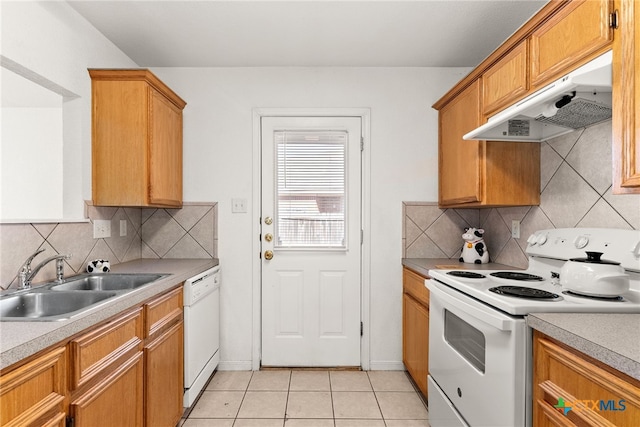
xmin=527 ymin=314 xmax=640 ymax=381
xmin=0 ymin=258 xmax=218 ymax=370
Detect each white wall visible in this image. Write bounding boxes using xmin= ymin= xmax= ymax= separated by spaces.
xmin=152 ymin=67 xmax=471 ymax=368
xmin=1 ymin=1 xmax=138 ymax=220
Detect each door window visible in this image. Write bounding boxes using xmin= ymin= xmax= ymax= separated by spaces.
xmin=274 ymin=130 xmax=347 ymax=249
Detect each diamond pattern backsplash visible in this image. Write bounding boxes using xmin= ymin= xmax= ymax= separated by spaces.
xmin=404 ymin=120 xmax=639 ymax=269
xmin=0 ymin=202 xmax=217 ymax=289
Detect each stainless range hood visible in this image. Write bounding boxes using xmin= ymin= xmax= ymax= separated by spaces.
xmin=464 ymin=50 xmax=612 ymax=142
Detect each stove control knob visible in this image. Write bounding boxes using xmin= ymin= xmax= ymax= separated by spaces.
xmin=536 ymin=234 xmax=548 ymax=245
xmin=574 ymin=235 xmax=589 ymax=249
xmin=527 ymin=234 xmax=537 ymax=245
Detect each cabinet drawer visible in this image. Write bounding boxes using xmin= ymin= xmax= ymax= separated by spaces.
xmin=403 ymin=267 xmax=429 ymax=307
xmin=0 ymin=347 xmax=66 ymax=427
xmin=533 ymin=332 xmax=640 ymax=426
xmin=145 ymin=285 xmax=183 ymax=338
xmin=69 ymin=307 xmax=143 ymax=390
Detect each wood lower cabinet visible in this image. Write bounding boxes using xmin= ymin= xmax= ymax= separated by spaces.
xmin=69 ymin=307 xmax=144 ymax=427
xmin=438 ymin=79 xmax=540 ymax=208
xmin=402 ymin=267 xmax=429 ymax=398
xmin=1 ymin=285 xmax=186 ymax=427
xmin=533 ymin=331 xmax=640 ymax=427
xmin=0 ymin=347 xmax=67 ymax=427
xmin=612 ymin=0 xmax=640 ymax=193
xmin=69 ymin=352 xmax=144 ymax=427
xmin=143 ymin=287 xmax=184 ymax=427
xmin=90 ymin=69 xmax=186 ymax=207
xmin=530 ymin=0 xmax=613 ymax=89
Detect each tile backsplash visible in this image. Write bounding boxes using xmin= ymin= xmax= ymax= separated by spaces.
xmin=403 ymin=120 xmax=640 ymax=269
xmin=0 ymin=202 xmax=217 ymax=289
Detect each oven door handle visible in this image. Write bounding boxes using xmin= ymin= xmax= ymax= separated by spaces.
xmin=429 ymin=282 xmax=515 ymax=331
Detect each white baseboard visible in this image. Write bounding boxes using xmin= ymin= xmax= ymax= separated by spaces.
xmin=368 ymin=361 xmax=406 ymax=371
xmin=217 ymin=360 xmax=254 ymax=371
xmin=217 ymin=360 xmax=405 ymax=371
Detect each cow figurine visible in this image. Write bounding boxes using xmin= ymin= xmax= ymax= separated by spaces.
xmin=459 ymin=227 xmax=489 ymax=264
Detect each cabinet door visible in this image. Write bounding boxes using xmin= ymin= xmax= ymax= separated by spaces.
xmin=402 ymin=293 xmax=429 ymax=398
xmin=530 ymin=0 xmax=613 ymax=88
xmin=144 ymin=321 xmax=184 ymax=427
xmin=0 ymin=347 xmax=66 ymax=427
xmin=612 ymin=0 xmax=640 ymax=193
xmin=149 ymin=88 xmax=183 ymax=207
xmin=439 ymin=80 xmax=482 ymax=206
xmin=533 ymin=332 xmax=640 ymax=427
xmin=70 ymin=352 xmax=144 ymax=427
xmin=483 ymin=41 xmax=529 ymax=116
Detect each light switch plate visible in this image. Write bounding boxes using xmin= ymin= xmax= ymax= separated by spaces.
xmin=120 ymin=220 xmax=127 ymax=237
xmin=93 ymin=220 xmax=111 ymax=238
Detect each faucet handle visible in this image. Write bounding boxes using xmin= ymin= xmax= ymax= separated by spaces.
xmin=19 ymin=248 xmax=46 ymax=273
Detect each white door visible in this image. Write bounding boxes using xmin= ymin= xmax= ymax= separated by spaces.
xmin=261 ymin=116 xmax=362 ymax=367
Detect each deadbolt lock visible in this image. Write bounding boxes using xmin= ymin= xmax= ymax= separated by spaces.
xmin=264 ymin=250 xmax=274 ymax=260
xmin=264 ymin=217 xmax=273 ymax=225
xmin=265 ymin=233 xmax=273 ymax=242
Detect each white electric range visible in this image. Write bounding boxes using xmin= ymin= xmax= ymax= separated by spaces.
xmin=426 ymin=228 xmax=640 ymax=427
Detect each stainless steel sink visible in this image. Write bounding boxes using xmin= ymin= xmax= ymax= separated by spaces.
xmin=0 ymin=290 xmax=117 ymax=321
xmin=51 ymin=273 xmax=166 ymax=292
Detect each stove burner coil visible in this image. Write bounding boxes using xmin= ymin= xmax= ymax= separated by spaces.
xmin=563 ymin=291 xmax=624 ymax=302
xmin=490 ymin=272 xmax=544 ymax=281
xmin=446 ymin=271 xmax=486 ymax=279
xmin=489 ymin=286 xmax=559 ymax=300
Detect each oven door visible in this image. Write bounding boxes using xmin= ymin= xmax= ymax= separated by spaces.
xmin=427 ymin=280 xmax=530 ymax=427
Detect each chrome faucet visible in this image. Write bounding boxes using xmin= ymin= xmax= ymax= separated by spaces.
xmin=16 ymin=249 xmax=72 ymax=289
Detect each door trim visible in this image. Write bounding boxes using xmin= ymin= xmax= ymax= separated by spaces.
xmin=252 ymin=108 xmax=371 ymax=370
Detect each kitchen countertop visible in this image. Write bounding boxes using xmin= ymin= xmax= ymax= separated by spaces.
xmin=527 ymin=313 xmax=640 ymax=381
xmin=402 ymin=258 xmax=520 ymax=277
xmin=0 ymin=258 xmax=218 ymax=370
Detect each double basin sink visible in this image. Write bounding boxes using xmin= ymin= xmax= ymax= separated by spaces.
xmin=0 ymin=273 xmax=166 ymax=321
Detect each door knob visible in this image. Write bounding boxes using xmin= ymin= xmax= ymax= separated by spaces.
xmin=264 ymin=233 xmax=273 ymax=242
xmin=264 ymin=250 xmax=274 ymax=260
xmin=264 ymin=217 xmax=273 ymax=225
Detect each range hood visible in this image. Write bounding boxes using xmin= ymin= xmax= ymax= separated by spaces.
xmin=464 ymin=50 xmax=612 ymax=142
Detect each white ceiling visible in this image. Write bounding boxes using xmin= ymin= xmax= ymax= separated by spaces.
xmin=66 ymin=0 xmax=547 ymax=68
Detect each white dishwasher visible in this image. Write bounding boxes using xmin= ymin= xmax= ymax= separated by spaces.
xmin=183 ymin=265 xmax=220 ymax=407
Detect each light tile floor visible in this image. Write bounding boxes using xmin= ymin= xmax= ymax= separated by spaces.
xmin=180 ymin=370 xmax=430 ymax=427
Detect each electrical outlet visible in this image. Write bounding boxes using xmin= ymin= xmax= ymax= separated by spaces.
xmin=120 ymin=220 xmax=127 ymax=237
xmin=232 ymin=198 xmax=247 ymax=213
xmin=511 ymin=220 xmax=521 ymax=239
xmin=93 ymin=220 xmax=111 ymax=238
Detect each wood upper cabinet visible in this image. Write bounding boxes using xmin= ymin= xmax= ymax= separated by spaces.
xmin=90 ymin=69 xmax=186 ymax=207
xmin=533 ymin=331 xmax=640 ymax=427
xmin=530 ymin=0 xmax=613 ymax=89
xmin=439 ymin=80 xmax=483 ymax=206
xmin=612 ymin=0 xmax=640 ymax=193
xmin=402 ymin=267 xmax=429 ymax=398
xmin=483 ymin=41 xmax=529 ymax=116
xmin=438 ymin=80 xmax=540 ymax=208
xmin=0 ymin=347 xmax=67 ymax=427
xmin=143 ymin=287 xmax=184 ymax=427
